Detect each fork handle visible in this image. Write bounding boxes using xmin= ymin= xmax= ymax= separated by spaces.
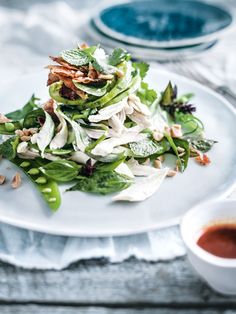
xmin=215 ymin=86 xmax=236 ymax=107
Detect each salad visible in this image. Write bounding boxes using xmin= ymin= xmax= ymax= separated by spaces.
xmin=0 ymin=44 xmax=216 ymax=211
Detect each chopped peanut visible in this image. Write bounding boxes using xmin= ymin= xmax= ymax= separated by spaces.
xmin=167 ymin=169 xmax=177 ymax=177
xmin=15 ymin=128 xmax=38 ymax=142
xmin=0 ymin=175 xmax=6 ymax=185
xmin=153 ymin=130 xmax=164 ymax=141
xmin=154 ymin=159 xmax=162 ymax=169
xmin=157 ymin=155 xmax=165 ymax=162
xmin=11 ymin=172 xmax=22 ymax=189
xmin=170 ymin=124 xmax=182 ymax=138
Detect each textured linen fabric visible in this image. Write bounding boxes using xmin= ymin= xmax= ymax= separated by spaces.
xmin=0 ymin=1 xmax=235 ymax=269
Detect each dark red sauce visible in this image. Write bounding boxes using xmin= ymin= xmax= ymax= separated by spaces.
xmin=197 ymin=224 xmax=236 ymax=258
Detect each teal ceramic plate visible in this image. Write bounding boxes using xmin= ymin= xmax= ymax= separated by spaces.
xmin=87 ymin=20 xmax=218 ymax=61
xmin=93 ymin=0 xmax=233 ymax=48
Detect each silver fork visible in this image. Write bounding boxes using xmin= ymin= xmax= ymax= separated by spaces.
xmin=166 ymin=60 xmax=236 ymax=106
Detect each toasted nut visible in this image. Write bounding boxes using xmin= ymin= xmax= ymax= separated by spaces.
xmin=153 ymin=130 xmax=164 ymax=141
xmin=15 ymin=129 xmax=24 ymax=137
xmin=154 ymin=159 xmax=162 ymax=169
xmin=178 ymin=152 xmax=185 ymax=157
xmin=98 ymin=73 xmax=114 ymax=80
xmin=0 ymin=114 xmax=12 ymax=123
xmin=11 ymin=172 xmax=21 ymax=189
xmin=0 ymin=175 xmax=6 ymax=185
xmin=167 ymin=169 xmax=177 ymax=177
xmin=20 ymin=135 xmax=31 ymax=142
xmin=170 ymin=124 xmax=182 ymax=138
xmin=177 ymin=146 xmax=185 ymax=153
xmin=174 ymin=165 xmax=179 ymax=172
xmin=157 ymin=155 xmax=165 ymax=162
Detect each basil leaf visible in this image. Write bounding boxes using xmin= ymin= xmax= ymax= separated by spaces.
xmin=72 ymin=81 xmax=111 ymax=97
xmin=61 ymin=49 xmax=92 ymax=66
xmin=0 ymin=136 xmax=19 ymax=160
xmin=23 ymin=108 xmax=45 ymax=128
xmin=108 ymin=48 xmax=129 ymax=66
xmin=68 ymin=171 xmax=133 ymax=195
xmin=160 ymin=81 xmax=174 ymax=106
xmin=6 ymin=94 xmax=39 ymax=120
xmin=129 ymin=138 xmax=170 ymax=158
xmin=133 ymin=62 xmax=149 ymax=79
xmin=39 ymin=160 xmax=81 ymax=182
xmin=137 ymin=82 xmax=157 ymax=106
xmin=190 ymin=138 xmax=217 ymax=152
xmin=173 ymin=138 xmax=190 ymax=172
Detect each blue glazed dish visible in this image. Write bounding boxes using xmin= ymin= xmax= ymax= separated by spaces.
xmin=93 ymin=0 xmax=233 ymax=48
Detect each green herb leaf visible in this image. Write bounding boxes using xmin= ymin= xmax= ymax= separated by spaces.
xmin=133 ymin=62 xmax=149 ymax=79
xmin=61 ymin=48 xmax=92 ymax=66
xmin=68 ymin=171 xmax=133 ymax=195
xmin=72 ymin=81 xmax=111 ymax=97
xmin=0 ymin=136 xmax=19 ymax=160
xmin=108 ymin=48 xmax=129 ymax=66
xmin=39 ymin=160 xmax=81 ymax=182
xmin=137 ymin=82 xmax=157 ymax=106
xmin=6 ymin=94 xmax=39 ymax=120
xmin=160 ymin=81 xmax=174 ymax=106
xmin=129 ymin=138 xmax=170 ymax=158
xmin=23 ymin=108 xmax=45 ymax=128
xmin=190 ymin=138 xmax=217 ymax=152
xmin=173 ymin=138 xmax=190 ymax=172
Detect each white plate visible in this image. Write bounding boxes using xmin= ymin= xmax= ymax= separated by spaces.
xmin=0 ymin=69 xmax=236 ymax=237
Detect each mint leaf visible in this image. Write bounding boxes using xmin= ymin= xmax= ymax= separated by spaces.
xmin=6 ymin=94 xmax=39 ymax=120
xmin=0 ymin=136 xmax=19 ymax=160
xmin=137 ymin=82 xmax=157 ymax=106
xmin=133 ymin=62 xmax=149 ymax=79
xmin=61 ymin=49 xmax=92 ymax=66
xmin=190 ymin=138 xmax=217 ymax=153
xmin=108 ymin=48 xmax=129 ymax=66
xmin=129 ymin=138 xmax=170 ymax=158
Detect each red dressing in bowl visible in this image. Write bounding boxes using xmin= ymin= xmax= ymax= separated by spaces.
xmin=197 ymin=223 xmax=236 ymax=258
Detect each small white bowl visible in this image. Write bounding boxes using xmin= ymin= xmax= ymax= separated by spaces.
xmin=181 ymin=199 xmax=236 ymax=295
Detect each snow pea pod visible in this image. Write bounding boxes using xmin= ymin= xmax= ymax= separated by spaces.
xmin=12 ymin=158 xmax=61 ymax=211
xmin=0 ymin=121 xmax=22 ymax=135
